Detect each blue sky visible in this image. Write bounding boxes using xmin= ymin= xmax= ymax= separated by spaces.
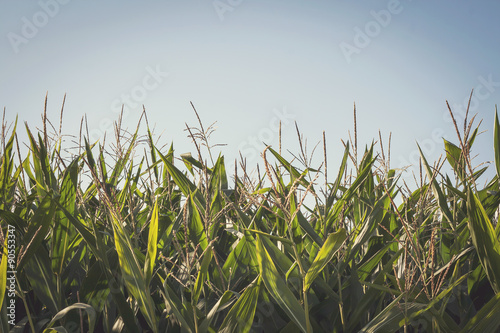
xmin=1 ymin=0 xmax=500 ymax=187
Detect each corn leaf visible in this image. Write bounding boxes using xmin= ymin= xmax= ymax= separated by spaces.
xmin=304 ymin=228 xmax=346 ymax=292
xmin=466 ymin=188 xmax=500 ymax=294
xmin=0 ymin=233 xmax=9 ymax=308
xmin=444 ymin=139 xmax=466 ymax=182
xmin=17 ymin=194 xmax=57 ymax=272
xmin=418 ymin=143 xmax=453 ymax=224
xmin=494 ymin=107 xmax=500 ymax=178
xmin=460 ymin=292 xmax=500 ymax=333
xmin=219 ymin=277 xmax=261 ymax=333
xmin=358 ymin=295 xmax=431 ymax=333
xmin=145 ymin=200 xmax=159 ymax=284
xmin=24 ymin=248 xmax=59 ymax=315
xmin=52 ymin=158 xmax=79 ymax=275
xmin=156 ymin=147 xmax=206 ymax=209
xmin=45 ymin=303 xmax=96 ymax=333
xmin=111 ymin=213 xmax=158 ymax=332
xmin=192 ymin=248 xmax=212 ymax=303
xmin=0 ymin=117 xmax=17 ymax=210
xmin=163 ymin=284 xmax=195 ymax=333
xmin=256 ymin=234 xmax=307 ymax=333
xmin=188 ymin=195 xmax=208 ymax=251
xmin=199 ymin=290 xmax=234 ymax=332
xmin=268 ymin=147 xmax=311 ymax=189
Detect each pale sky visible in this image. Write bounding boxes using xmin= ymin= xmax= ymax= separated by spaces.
xmin=2 ymin=1 xmax=500 ymax=187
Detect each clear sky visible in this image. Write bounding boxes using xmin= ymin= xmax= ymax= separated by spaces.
xmin=2 ymin=1 xmax=500 ymax=187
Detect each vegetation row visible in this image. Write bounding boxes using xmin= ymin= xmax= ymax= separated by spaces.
xmin=1 ymin=100 xmax=500 ymax=332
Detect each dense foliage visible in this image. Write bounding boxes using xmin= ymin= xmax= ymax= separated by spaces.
xmin=1 ymin=102 xmax=500 ymax=332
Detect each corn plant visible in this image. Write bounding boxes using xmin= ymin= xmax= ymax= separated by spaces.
xmin=1 ymin=98 xmax=500 ymax=333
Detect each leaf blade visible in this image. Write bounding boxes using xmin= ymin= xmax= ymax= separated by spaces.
xmin=256 ymin=235 xmax=307 ymax=333
xmin=304 ymin=228 xmax=346 ymax=292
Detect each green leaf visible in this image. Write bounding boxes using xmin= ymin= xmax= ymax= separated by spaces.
xmin=188 ymin=195 xmax=209 ymax=251
xmin=44 ymin=327 xmax=69 ymax=333
xmin=199 ymin=291 xmax=234 ymax=332
xmin=347 ymin=249 xmax=404 ymax=331
xmin=304 ymin=229 xmax=346 ymax=292
xmin=466 ymin=188 xmax=500 ymax=294
xmin=79 ymin=250 xmax=116 ymax=312
xmin=444 ymin=139 xmax=466 ymax=182
xmin=84 ymin=137 xmax=97 ymax=174
xmin=358 ymin=294 xmax=431 ymax=333
xmin=258 ymin=231 xmax=300 ymax=279
xmin=147 ymin=127 xmax=159 ymax=182
xmin=17 ymin=194 xmax=57 ymax=272
xmin=105 ymin=272 xmax=141 ymax=332
xmin=267 ymin=147 xmax=311 ymax=189
xmin=245 ymin=228 xmax=293 ymax=246
xmin=156 ymin=148 xmax=206 ymax=209
xmin=357 ymin=242 xmax=392 ymax=282
xmin=289 ymin=194 xmax=305 ymax=254
xmin=55 ymin=203 xmax=98 ymax=256
xmin=460 ymin=292 xmax=500 ymax=333
xmin=296 ymin=209 xmax=323 ymax=248
xmin=406 ymin=273 xmax=468 ymax=326
xmin=145 ymin=200 xmax=159 ymax=284
xmin=181 ymin=152 xmax=212 ymax=175
xmin=326 ymin=153 xmax=375 ymax=230
xmin=210 ymin=154 xmax=228 ymax=190
xmin=0 ymin=117 xmax=17 ymax=210
xmin=221 ymin=230 xmax=259 ymax=283
xmin=418 ymin=143 xmax=454 ymax=224
xmin=163 ymin=284 xmax=195 ymax=333
xmin=0 ymin=233 xmax=9 ymax=308
xmin=158 ymin=209 xmax=183 ymax=253
xmin=24 ymin=248 xmax=59 ymax=315
xmin=328 ymin=141 xmax=349 ymax=208
xmin=256 ymin=235 xmax=308 ymax=333
xmin=348 ymin=192 xmax=391 ymax=263
xmin=52 ymin=158 xmax=79 ymax=275
xmin=37 ymin=133 xmax=56 ymax=189
xmin=45 ymin=303 xmax=96 ymax=333
xmin=219 ymin=277 xmax=261 ymax=333
xmin=111 ymin=213 xmax=158 ymax=332
xmin=494 ymin=107 xmax=500 ymax=178
xmin=192 ymin=248 xmax=212 ymax=303
xmin=109 ymin=130 xmax=138 ymax=186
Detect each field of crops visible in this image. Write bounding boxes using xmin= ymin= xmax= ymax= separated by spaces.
xmin=1 ymin=100 xmax=500 ymax=333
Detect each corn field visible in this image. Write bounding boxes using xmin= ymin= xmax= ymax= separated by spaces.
xmin=1 ymin=99 xmax=500 ymax=333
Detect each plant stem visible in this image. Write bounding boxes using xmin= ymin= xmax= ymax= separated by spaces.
xmin=303 ymin=286 xmax=312 ymax=333
xmin=338 ymin=273 xmax=346 ymax=332
xmin=17 ymin=277 xmax=35 ymax=333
